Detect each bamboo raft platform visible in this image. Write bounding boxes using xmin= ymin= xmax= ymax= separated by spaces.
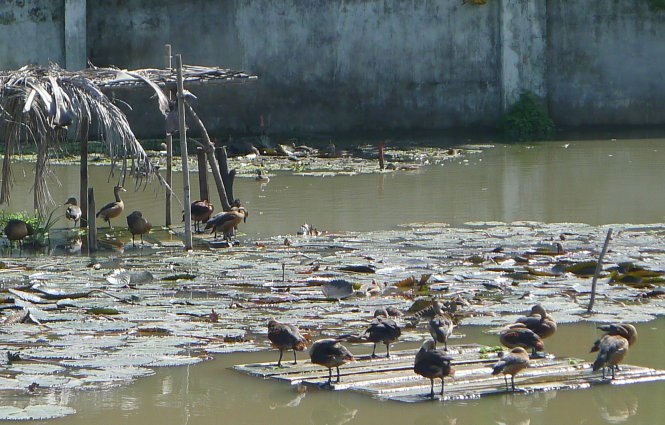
xmin=232 ymin=344 xmax=665 ymax=402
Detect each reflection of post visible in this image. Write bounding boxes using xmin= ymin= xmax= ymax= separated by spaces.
xmin=176 ymin=54 xmax=192 ymax=249
xmin=164 ymin=44 xmax=173 ymax=226
xmin=87 ymin=187 xmax=96 ymax=251
xmin=79 ymin=115 xmax=89 ymax=228
xmin=197 ymin=147 xmax=209 ymax=201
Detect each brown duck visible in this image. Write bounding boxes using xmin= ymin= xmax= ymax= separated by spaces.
xmin=492 ymin=347 xmax=530 ymax=391
xmin=96 ymin=185 xmax=126 ymax=228
xmin=363 ymin=308 xmax=401 ymax=358
xmin=428 ymin=300 xmax=455 ymax=351
xmin=190 ymin=200 xmax=214 ymax=233
xmin=516 ymin=304 xmax=557 ymax=340
xmin=590 ymin=323 xmax=637 ymax=379
xmin=64 ymin=197 xmax=82 ymax=227
xmin=126 ymin=211 xmax=152 ymax=246
xmin=3 ymin=219 xmax=34 ymax=246
xmin=413 ymin=339 xmax=455 ymax=398
xmin=499 ymin=323 xmax=544 ymax=356
xmin=267 ymin=319 xmax=308 ymax=367
xmin=309 ymin=339 xmax=354 ymax=386
xmin=204 ymin=207 xmax=247 ymax=241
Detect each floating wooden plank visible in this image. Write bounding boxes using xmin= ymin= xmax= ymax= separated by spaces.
xmin=232 ymin=344 xmax=665 ymax=403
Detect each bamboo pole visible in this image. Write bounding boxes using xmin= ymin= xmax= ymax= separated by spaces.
xmin=378 ymin=141 xmax=385 ymax=170
xmin=164 ymin=44 xmax=173 ymax=226
xmin=196 ymin=147 xmax=209 ymax=201
xmin=176 ymin=54 xmax=193 ymax=249
xmin=587 ymin=228 xmax=613 ymax=313
xmin=87 ymin=187 xmax=97 ymax=251
xmin=79 ymin=115 xmax=89 ymax=228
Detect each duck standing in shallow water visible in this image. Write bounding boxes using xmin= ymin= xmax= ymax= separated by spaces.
xmin=413 ymin=339 xmax=455 ymax=398
xmin=492 ymin=347 xmax=530 ymax=391
xmin=309 ymin=339 xmax=354 ymax=385
xmin=267 ymin=319 xmax=308 ymax=367
xmin=190 ymin=200 xmax=214 ymax=233
xmin=363 ymin=308 xmax=401 ymax=358
xmin=204 ymin=207 xmax=248 ymax=242
xmin=126 ymin=211 xmax=152 ymax=246
xmin=3 ymin=219 xmax=34 ymax=247
xmin=499 ymin=323 xmax=544 ymax=357
xmin=96 ymin=185 xmax=126 ymax=228
xmin=428 ymin=300 xmax=455 ymax=351
xmin=64 ymin=197 xmax=82 ymax=227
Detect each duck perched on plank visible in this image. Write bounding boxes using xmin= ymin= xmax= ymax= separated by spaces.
xmin=414 ymin=339 xmax=455 ymax=398
xmin=267 ymin=319 xmax=308 ymax=367
xmin=96 ymin=185 xmax=126 ymax=228
xmin=492 ymin=347 xmax=530 ymax=391
xmin=590 ymin=323 xmax=637 ymax=379
xmin=428 ymin=300 xmax=455 ymax=351
xmin=516 ymin=304 xmax=557 ymax=340
xmin=363 ymin=308 xmax=401 ymax=358
xmin=309 ymin=339 xmax=354 ymax=386
xmin=499 ymin=323 xmax=544 ymax=357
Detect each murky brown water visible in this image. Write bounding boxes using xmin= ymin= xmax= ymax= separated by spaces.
xmin=3 ymin=138 xmax=665 ymax=424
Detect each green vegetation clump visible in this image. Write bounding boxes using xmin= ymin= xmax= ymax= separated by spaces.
xmin=648 ymin=0 xmax=665 ymax=11
xmin=497 ymin=91 xmax=554 ymax=142
xmin=0 ymin=209 xmax=59 ymax=246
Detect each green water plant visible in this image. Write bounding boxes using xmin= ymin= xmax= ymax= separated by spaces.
xmin=0 ymin=208 xmax=59 ymax=246
xmin=497 ymin=91 xmax=554 ymax=142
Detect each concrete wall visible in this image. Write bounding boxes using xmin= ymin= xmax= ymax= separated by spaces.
xmin=0 ymin=0 xmax=65 ymax=69
xmin=1 ymin=1 xmax=664 ymax=137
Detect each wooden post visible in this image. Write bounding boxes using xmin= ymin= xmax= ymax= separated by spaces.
xmin=79 ymin=115 xmax=89 ymax=228
xmin=164 ymin=44 xmax=173 ymax=226
xmin=87 ymin=187 xmax=97 ymax=251
xmin=378 ymin=141 xmax=385 ymax=170
xmin=196 ymin=147 xmax=209 ymax=201
xmin=215 ymin=146 xmax=235 ymax=206
xmin=587 ymin=228 xmax=613 ymax=313
xmin=176 ymin=54 xmax=193 ymax=250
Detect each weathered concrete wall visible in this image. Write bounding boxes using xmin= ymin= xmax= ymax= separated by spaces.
xmin=1 ymin=1 xmax=664 ymax=137
xmin=547 ymin=1 xmax=665 ymax=126
xmin=0 ymin=0 xmax=64 ymax=69
xmin=88 ymin=0 xmax=502 ymax=137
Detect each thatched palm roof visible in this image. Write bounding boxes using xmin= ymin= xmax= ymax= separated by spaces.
xmin=0 ymin=63 xmax=256 ymax=214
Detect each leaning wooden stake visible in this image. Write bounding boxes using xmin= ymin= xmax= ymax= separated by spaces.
xmin=164 ymin=44 xmax=173 ymax=226
xmin=587 ymin=228 xmax=613 ymax=313
xmin=79 ymin=115 xmax=89 ymax=228
xmin=87 ymin=187 xmax=97 ymax=252
xmin=183 ymin=102 xmax=232 ymax=211
xmin=176 ymin=54 xmax=193 ymax=250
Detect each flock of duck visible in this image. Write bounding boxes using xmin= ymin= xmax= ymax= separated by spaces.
xmin=3 ymin=185 xmax=248 ymax=246
xmin=267 ymin=302 xmax=638 ymax=398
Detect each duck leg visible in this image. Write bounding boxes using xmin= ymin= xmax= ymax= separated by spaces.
xmin=440 ymin=378 xmax=445 ymax=396
xmin=336 ymin=366 xmax=341 ymax=383
xmin=371 ymin=343 xmax=377 ymax=358
xmin=276 ymin=350 xmax=283 ymax=367
xmin=327 ymin=367 xmax=333 ymax=385
xmin=511 ymin=375 xmax=516 ymax=391
xmin=429 ymin=378 xmax=435 ymax=398
xmin=385 ymin=343 xmax=391 ymax=358
xmin=292 ymin=349 xmax=298 ymax=365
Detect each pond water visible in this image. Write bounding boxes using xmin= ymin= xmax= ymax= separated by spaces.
xmin=4 ymin=138 xmax=665 ymax=238
xmin=2 ymin=138 xmax=665 ymax=424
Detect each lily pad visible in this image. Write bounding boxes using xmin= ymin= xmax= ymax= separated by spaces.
xmin=0 ymin=405 xmax=76 ymax=420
